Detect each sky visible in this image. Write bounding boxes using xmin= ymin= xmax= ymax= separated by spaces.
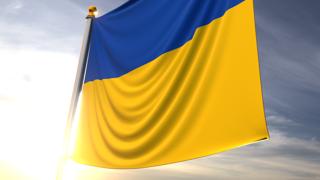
xmin=0 ymin=0 xmax=319 ymax=179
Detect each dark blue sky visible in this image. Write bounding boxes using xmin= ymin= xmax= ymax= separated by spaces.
xmin=256 ymin=0 xmax=320 ymax=139
xmin=0 ymin=0 xmax=319 ymax=179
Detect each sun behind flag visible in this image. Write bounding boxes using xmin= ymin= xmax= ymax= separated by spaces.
xmin=72 ymin=0 xmax=269 ymax=169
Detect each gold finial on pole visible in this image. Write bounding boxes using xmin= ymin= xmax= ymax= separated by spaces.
xmin=87 ymin=6 xmax=98 ymax=18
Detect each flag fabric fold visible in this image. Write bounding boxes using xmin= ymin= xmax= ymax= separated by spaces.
xmin=73 ymin=0 xmax=269 ymax=168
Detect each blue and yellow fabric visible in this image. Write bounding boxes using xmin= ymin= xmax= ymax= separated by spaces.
xmin=73 ymin=0 xmax=269 ymax=168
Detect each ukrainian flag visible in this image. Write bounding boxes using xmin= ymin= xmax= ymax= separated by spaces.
xmin=73 ymin=0 xmax=269 ymax=168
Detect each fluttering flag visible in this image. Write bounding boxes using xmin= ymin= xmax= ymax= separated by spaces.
xmin=72 ymin=0 xmax=269 ymax=168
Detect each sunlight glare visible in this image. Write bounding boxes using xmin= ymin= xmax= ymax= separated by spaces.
xmin=0 ymin=49 xmax=77 ymax=180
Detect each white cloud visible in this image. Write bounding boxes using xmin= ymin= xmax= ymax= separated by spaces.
xmin=5 ymin=1 xmax=23 ymax=12
xmin=267 ymin=115 xmax=300 ymax=126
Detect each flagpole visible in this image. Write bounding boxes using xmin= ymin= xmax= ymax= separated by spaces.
xmin=56 ymin=6 xmax=97 ymax=180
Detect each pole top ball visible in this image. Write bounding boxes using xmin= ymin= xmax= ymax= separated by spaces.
xmin=88 ymin=6 xmax=98 ymax=17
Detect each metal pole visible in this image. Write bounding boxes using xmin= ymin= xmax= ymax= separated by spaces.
xmin=56 ymin=6 xmax=97 ymax=180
